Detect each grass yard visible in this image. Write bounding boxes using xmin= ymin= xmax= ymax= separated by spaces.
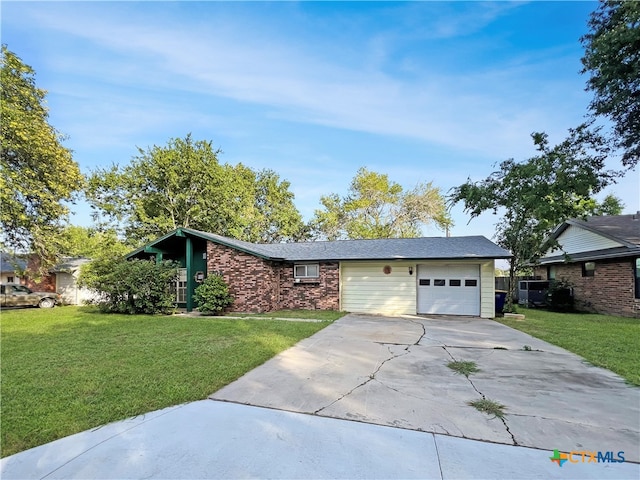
xmin=496 ymin=308 xmax=640 ymax=386
xmin=1 ymin=306 xmax=339 ymax=457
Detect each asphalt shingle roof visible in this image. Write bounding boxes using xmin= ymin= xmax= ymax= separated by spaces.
xmin=538 ymin=212 xmax=640 ymax=264
xmin=568 ymin=213 xmax=640 ymax=247
xmin=0 ymin=253 xmax=27 ymax=273
xmin=184 ymin=229 xmax=511 ymax=261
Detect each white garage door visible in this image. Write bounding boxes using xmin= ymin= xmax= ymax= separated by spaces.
xmin=417 ymin=264 xmax=480 ymax=316
xmin=56 ymin=272 xmax=77 ymax=305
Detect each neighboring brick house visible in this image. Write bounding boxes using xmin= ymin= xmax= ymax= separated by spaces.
xmin=127 ymin=228 xmax=511 ymax=318
xmin=534 ymin=213 xmax=640 ymax=318
xmin=0 ymin=252 xmax=56 ymax=292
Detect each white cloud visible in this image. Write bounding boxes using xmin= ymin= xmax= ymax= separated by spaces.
xmin=11 ymin=1 xmax=628 ymax=235
xmin=19 ymin=2 xmax=586 ymax=164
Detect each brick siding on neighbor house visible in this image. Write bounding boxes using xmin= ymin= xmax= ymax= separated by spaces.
xmin=25 ymin=275 xmax=56 ymax=293
xmin=206 ymin=242 xmax=340 ymax=313
xmin=535 ymin=259 xmax=640 ymax=318
xmin=24 ymin=257 xmax=56 ymax=292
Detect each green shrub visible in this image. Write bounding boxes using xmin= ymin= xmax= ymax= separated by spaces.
xmin=545 ymin=279 xmax=575 ymax=312
xmin=80 ymin=258 xmax=179 ymax=314
xmin=193 ymin=275 xmax=234 ymax=315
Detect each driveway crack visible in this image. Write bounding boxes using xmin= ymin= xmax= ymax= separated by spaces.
xmin=315 ymin=321 xmax=425 ymax=415
xmin=408 ymin=319 xmax=427 ymax=346
xmin=314 ymin=347 xmax=406 ymax=415
xmin=442 ymin=345 xmax=519 ymax=446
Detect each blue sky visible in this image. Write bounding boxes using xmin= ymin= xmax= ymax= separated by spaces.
xmin=3 ymin=1 xmax=638 ymax=241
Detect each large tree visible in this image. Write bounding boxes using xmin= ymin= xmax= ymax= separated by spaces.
xmin=581 ymin=0 xmax=640 ymax=168
xmin=0 ymin=46 xmax=83 ymax=271
xmin=449 ymin=124 xmax=622 ymax=310
xmin=311 ymin=167 xmax=451 ymax=240
xmin=86 ymin=134 xmax=305 ymax=245
xmin=56 ymin=226 xmax=129 ymax=259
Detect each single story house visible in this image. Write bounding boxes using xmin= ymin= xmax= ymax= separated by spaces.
xmin=534 ymin=212 xmax=640 ymax=318
xmin=127 ymin=228 xmax=511 ymax=318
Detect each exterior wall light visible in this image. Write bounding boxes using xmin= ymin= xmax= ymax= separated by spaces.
xmin=408 ymin=266 xmax=413 ymax=275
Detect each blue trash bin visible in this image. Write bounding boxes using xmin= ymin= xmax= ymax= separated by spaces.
xmin=495 ymin=290 xmax=508 ymax=314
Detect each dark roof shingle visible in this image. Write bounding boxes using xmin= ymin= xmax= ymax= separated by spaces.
xmin=538 ymin=212 xmax=640 ymax=264
xmin=183 ymin=229 xmax=511 ymax=261
xmin=569 ymin=213 xmax=640 ymax=247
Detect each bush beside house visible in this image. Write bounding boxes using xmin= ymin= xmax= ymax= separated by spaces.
xmin=80 ymin=258 xmax=179 ymax=314
xmin=193 ymin=275 xmax=234 ymax=315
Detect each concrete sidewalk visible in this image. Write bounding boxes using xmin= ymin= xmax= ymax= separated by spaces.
xmin=2 ymin=400 xmax=637 ymax=479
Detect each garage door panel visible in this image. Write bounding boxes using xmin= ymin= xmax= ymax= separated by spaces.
xmin=417 ymin=264 xmax=480 ymax=316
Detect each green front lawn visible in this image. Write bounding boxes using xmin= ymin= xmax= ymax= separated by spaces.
xmin=496 ymin=309 xmax=640 ymax=386
xmin=1 ymin=306 xmax=338 ymax=457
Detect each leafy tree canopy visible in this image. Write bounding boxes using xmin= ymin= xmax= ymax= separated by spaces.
xmin=56 ymin=226 xmax=129 ymax=259
xmin=311 ymin=167 xmax=451 ymax=240
xmin=581 ymin=0 xmax=640 ymax=167
xmin=0 ymin=45 xmax=84 ymax=272
xmin=449 ymin=124 xmax=623 ymax=310
xmin=86 ymin=134 xmax=305 ymax=245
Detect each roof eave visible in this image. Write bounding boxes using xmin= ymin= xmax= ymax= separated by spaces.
xmin=537 ymin=248 xmax=640 ymax=265
xmin=285 ymin=255 xmax=512 ymax=262
xmin=179 ymin=228 xmax=280 ymax=261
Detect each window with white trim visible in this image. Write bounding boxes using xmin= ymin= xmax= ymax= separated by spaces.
xmin=294 ymin=264 xmax=319 ymax=278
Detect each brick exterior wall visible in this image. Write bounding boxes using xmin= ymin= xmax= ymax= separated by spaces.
xmin=278 ymin=262 xmax=340 ymax=311
xmin=25 ymin=275 xmax=56 ymax=293
xmin=207 ymin=242 xmax=279 ymax=313
xmin=534 ymin=258 xmax=639 ymax=318
xmin=206 ymin=242 xmax=340 ymax=313
xmin=24 ymin=257 xmax=56 ymax=292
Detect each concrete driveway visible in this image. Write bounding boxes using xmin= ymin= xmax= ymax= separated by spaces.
xmin=212 ymin=314 xmax=640 ymax=463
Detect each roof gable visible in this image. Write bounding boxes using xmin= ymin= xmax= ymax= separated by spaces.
xmin=545 ymin=224 xmax=624 ymax=256
xmin=569 ymin=214 xmax=640 ymax=247
xmin=539 ymin=213 xmax=640 ymax=264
